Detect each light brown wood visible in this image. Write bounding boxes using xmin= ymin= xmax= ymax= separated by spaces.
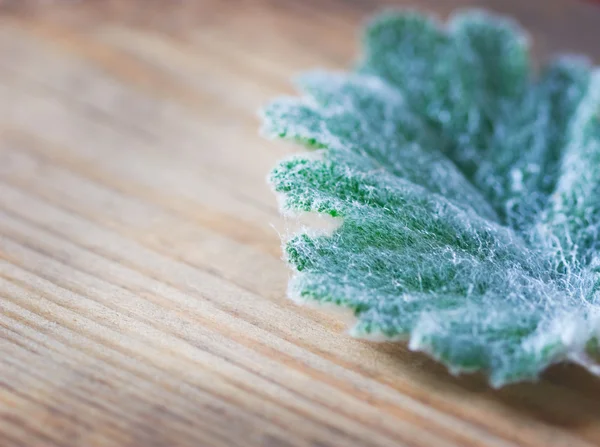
xmin=2 ymin=1 xmax=600 ymax=446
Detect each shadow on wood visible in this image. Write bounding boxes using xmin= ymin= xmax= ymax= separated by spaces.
xmin=373 ymin=341 xmax=600 ymax=429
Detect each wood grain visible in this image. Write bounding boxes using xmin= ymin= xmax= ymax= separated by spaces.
xmin=1 ymin=1 xmax=600 ymax=446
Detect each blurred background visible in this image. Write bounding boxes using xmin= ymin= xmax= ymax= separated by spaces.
xmin=2 ymin=0 xmax=599 ymax=238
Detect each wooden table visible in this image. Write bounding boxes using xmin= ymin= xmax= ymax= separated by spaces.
xmin=2 ymin=1 xmax=600 ymax=446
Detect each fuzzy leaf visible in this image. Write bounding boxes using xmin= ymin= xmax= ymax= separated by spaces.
xmin=261 ymin=9 xmax=600 ymax=386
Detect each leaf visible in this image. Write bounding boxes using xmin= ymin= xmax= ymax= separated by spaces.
xmin=260 ymin=9 xmax=600 ymax=387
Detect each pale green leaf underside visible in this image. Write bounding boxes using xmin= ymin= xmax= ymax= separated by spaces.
xmin=261 ymin=9 xmax=600 ymax=386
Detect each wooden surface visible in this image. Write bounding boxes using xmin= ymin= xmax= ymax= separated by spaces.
xmin=2 ymin=1 xmax=600 ymax=446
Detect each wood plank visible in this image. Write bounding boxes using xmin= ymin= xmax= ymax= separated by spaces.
xmin=1 ymin=1 xmax=600 ymax=446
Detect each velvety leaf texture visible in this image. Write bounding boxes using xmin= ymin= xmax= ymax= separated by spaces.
xmin=260 ymin=9 xmax=600 ymax=386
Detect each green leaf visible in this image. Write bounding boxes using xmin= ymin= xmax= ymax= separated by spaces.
xmin=260 ymin=9 xmax=600 ymax=387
